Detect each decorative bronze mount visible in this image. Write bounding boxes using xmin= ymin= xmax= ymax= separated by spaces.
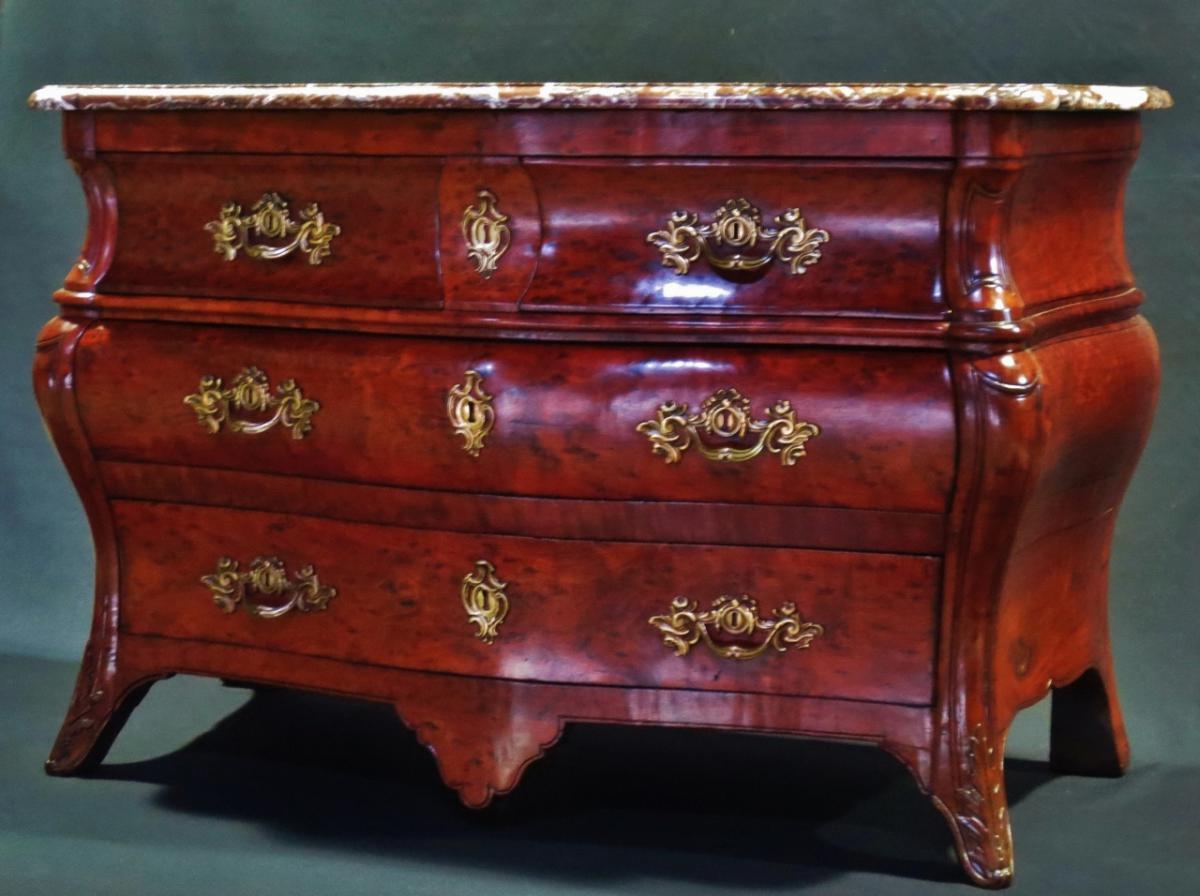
xmin=201 ymin=556 xmax=336 ymax=619
xmin=184 ymin=367 xmax=319 ymax=440
xmin=205 ymin=192 xmax=340 ymax=265
xmin=647 ymin=198 xmax=829 ymax=278
xmin=446 ymin=370 xmax=495 ymax=457
xmin=461 ymin=189 xmax=511 ymax=278
xmin=636 ymin=387 xmax=820 ymax=466
xmin=461 ymin=560 xmax=509 ymax=644
xmin=649 ymin=594 xmax=824 ymax=661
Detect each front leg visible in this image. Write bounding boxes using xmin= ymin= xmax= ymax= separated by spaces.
xmin=46 ymin=640 xmax=168 ymax=775
xmin=34 ymin=317 xmax=170 ymax=775
xmin=929 ymin=722 xmax=1015 ymax=888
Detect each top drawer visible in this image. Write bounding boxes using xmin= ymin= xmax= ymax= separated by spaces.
xmin=94 ymin=154 xmax=947 ymax=316
xmin=101 ymin=154 xmax=442 ymax=307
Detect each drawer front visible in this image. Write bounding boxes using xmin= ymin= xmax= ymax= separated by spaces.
xmin=95 ymin=154 xmax=945 ymax=317
xmin=521 ymin=160 xmax=947 ymax=315
xmin=101 ymin=154 xmax=441 ymax=306
xmin=77 ymin=323 xmax=956 ymax=513
xmin=115 ymin=501 xmax=939 ymax=704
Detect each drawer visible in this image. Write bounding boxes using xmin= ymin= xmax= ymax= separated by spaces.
xmin=95 ymin=154 xmax=945 ymax=317
xmin=520 ymin=159 xmax=948 ymax=316
xmin=101 ymin=154 xmax=441 ymax=306
xmin=115 ymin=501 xmax=939 ymax=705
xmin=76 ymin=322 xmax=956 ymax=513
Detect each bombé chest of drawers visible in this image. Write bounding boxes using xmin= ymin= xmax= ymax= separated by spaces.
xmin=29 ymin=81 xmax=1170 ymax=887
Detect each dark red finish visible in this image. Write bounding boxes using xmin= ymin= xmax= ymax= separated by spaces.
xmin=74 ymin=322 xmax=956 ymax=512
xmin=102 ymin=154 xmax=443 ymax=306
xmin=439 ymin=159 xmax=539 ymax=310
xmin=34 ymin=103 xmax=1161 ymax=889
xmin=113 ymin=500 xmax=939 ymax=704
xmin=520 ymin=160 xmax=948 ymax=315
xmin=96 ymin=461 xmax=948 ymax=554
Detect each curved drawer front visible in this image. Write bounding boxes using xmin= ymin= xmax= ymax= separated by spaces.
xmin=93 ymin=154 xmax=945 ymax=316
xmin=100 ymin=154 xmax=441 ymax=307
xmin=115 ymin=501 xmax=939 ymax=705
xmin=77 ymin=322 xmax=955 ymax=512
xmin=521 ymin=159 xmax=947 ymax=315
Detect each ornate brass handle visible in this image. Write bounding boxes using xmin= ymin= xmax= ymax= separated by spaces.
xmin=636 ymin=387 xmax=819 ymax=465
xmin=649 ymin=594 xmax=823 ymax=661
xmin=205 ymin=192 xmax=340 ymax=265
xmin=461 ymin=560 xmax=509 ymax=643
xmin=647 ymin=198 xmax=829 ymax=277
xmin=184 ymin=367 xmax=319 ymax=439
xmin=446 ymin=370 xmax=495 ymax=457
xmin=202 ymin=556 xmax=336 ymax=619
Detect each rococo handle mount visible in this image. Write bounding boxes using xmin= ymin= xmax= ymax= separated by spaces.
xmin=637 ymin=387 xmax=820 ymax=465
xmin=647 ymin=197 xmax=830 ymax=277
xmin=205 ymin=192 xmax=340 ymax=265
xmin=184 ymin=367 xmax=319 ymax=440
xmin=649 ymin=594 xmax=825 ymax=661
xmin=201 ymin=556 xmax=336 ymax=619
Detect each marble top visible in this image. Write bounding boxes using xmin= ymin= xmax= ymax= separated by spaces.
xmin=29 ymin=82 xmax=1172 ymax=113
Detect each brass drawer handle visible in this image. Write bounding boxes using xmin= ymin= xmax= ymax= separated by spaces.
xmin=461 ymin=189 xmax=511 ymax=278
xmin=205 ymin=192 xmax=341 ymax=265
xmin=649 ymin=594 xmax=823 ymax=661
xmin=184 ymin=366 xmax=319 ymax=439
xmin=461 ymin=560 xmax=509 ymax=644
xmin=446 ymin=370 xmax=495 ymax=457
xmin=647 ymin=197 xmax=829 ymax=277
xmin=202 ymin=556 xmax=336 ymax=619
xmin=636 ymin=387 xmax=819 ymax=465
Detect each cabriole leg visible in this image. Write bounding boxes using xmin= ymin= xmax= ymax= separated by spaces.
xmin=45 ymin=643 xmax=168 ymax=775
xmin=929 ymin=721 xmax=1015 ymax=888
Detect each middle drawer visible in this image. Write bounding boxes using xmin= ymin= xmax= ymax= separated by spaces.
xmin=76 ymin=322 xmax=955 ymax=512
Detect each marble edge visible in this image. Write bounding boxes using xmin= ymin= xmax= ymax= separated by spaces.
xmin=28 ymin=82 xmax=1173 ymax=113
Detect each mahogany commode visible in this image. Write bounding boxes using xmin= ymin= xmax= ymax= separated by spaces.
xmin=29 ymin=81 xmax=1171 ymax=887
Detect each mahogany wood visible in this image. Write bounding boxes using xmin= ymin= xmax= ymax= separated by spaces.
xmin=96 ymin=462 xmax=948 ymax=554
xmin=113 ymin=499 xmax=940 ymax=704
xmin=74 ymin=322 xmax=956 ymax=512
xmin=518 ymin=160 xmax=947 ymax=315
xmin=101 ymin=154 xmax=443 ymax=306
xmin=33 ymin=95 xmax=1162 ymax=888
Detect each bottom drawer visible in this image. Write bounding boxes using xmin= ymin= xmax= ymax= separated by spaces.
xmin=115 ymin=501 xmax=939 ymax=705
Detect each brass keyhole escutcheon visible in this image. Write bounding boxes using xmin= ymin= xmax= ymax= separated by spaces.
xmin=461 ymin=560 xmax=509 ymax=644
xmin=461 ymin=189 xmax=511 ymax=278
xmin=446 ymin=370 xmax=495 ymax=457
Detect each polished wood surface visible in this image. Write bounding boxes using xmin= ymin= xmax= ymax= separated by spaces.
xmin=75 ymin=322 xmax=955 ymax=512
xmin=33 ymin=93 xmax=1163 ymax=888
xmin=114 ymin=500 xmax=939 ymax=703
xmin=103 ymin=154 xmax=442 ymax=306
xmin=519 ymin=160 xmax=946 ymax=315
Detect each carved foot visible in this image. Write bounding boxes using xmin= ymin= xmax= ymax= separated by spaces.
xmin=1050 ymin=666 xmax=1130 ymax=777
xmin=45 ymin=643 xmax=166 ymax=775
xmin=395 ymin=678 xmax=564 ymax=807
xmin=931 ymin=724 xmax=1015 ymax=888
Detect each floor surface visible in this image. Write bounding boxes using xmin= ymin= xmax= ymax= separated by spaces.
xmin=2 ymin=653 xmax=1196 ymax=895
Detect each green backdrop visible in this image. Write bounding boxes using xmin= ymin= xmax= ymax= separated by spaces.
xmin=0 ymin=2 xmax=1196 ymax=894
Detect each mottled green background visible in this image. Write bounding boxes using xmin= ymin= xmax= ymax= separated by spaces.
xmin=0 ymin=1 xmax=1196 ymax=894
